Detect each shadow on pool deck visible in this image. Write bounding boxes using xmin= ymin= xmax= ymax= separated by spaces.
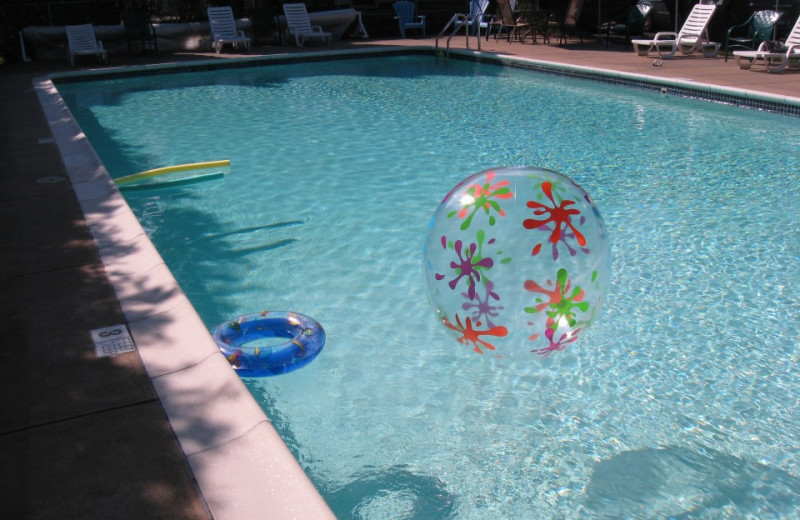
xmin=0 ymin=37 xmax=797 ymax=519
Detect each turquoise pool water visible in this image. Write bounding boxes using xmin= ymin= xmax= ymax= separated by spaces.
xmin=58 ymin=55 xmax=800 ymax=519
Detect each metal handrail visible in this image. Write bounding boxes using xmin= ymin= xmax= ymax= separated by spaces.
xmin=435 ymin=12 xmax=482 ymax=57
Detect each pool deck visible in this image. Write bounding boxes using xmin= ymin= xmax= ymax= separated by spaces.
xmin=1 ymin=35 xmax=798 ymax=520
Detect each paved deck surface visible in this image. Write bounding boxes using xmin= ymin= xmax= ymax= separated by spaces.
xmin=0 ymin=35 xmax=797 ymax=520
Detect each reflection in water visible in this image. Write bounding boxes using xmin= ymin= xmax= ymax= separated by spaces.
xmin=322 ymin=464 xmax=456 ymax=520
xmin=585 ymin=446 xmax=800 ymax=519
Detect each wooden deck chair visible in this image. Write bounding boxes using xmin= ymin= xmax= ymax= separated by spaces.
xmin=66 ymin=24 xmax=107 ymax=66
xmin=283 ymin=3 xmax=332 ymax=46
xmin=208 ymin=6 xmax=251 ymax=54
xmin=734 ymin=14 xmax=800 ymax=73
xmin=631 ymin=4 xmax=720 ymax=59
xmin=392 ymin=1 xmax=426 ymax=39
xmin=488 ymin=0 xmax=529 ymax=42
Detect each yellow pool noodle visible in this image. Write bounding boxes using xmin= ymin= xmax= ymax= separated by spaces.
xmin=114 ymin=160 xmax=231 ymax=186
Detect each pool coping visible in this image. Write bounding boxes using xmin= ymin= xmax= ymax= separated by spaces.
xmin=34 ymin=46 xmax=800 ymax=520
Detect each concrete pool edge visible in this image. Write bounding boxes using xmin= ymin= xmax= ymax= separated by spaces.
xmin=33 ymin=76 xmax=335 ymax=520
xmin=33 ymin=46 xmax=800 ymax=519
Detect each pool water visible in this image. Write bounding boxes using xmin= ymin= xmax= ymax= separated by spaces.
xmin=58 ymin=55 xmax=800 ymax=519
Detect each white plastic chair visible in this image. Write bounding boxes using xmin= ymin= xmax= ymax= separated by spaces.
xmin=631 ymin=4 xmax=720 ymax=59
xmin=393 ymin=1 xmax=426 ymax=39
xmin=282 ymin=3 xmax=332 ymax=47
xmin=208 ymin=6 xmax=251 ymax=54
xmin=66 ymin=24 xmax=107 ymax=66
xmin=734 ymin=14 xmax=800 ymax=73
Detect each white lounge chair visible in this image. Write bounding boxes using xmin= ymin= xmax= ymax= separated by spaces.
xmin=631 ymin=4 xmax=720 ymax=59
xmin=282 ymin=3 xmax=332 ymax=47
xmin=66 ymin=24 xmax=107 ymax=66
xmin=734 ymin=14 xmax=800 ymax=73
xmin=207 ymin=6 xmax=251 ymax=54
xmin=393 ymin=1 xmax=426 ymax=39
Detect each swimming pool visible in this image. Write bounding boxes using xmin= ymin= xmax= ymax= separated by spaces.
xmin=57 ymin=54 xmax=800 ymax=518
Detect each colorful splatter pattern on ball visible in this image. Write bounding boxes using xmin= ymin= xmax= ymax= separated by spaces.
xmin=423 ymin=167 xmax=610 ymax=358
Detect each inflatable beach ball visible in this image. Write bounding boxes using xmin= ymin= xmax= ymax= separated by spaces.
xmin=423 ymin=167 xmax=610 ymax=358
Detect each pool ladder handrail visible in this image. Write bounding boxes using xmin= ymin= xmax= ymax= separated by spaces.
xmin=435 ymin=13 xmax=483 ymax=56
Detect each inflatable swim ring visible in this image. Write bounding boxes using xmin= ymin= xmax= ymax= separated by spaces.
xmin=211 ymin=311 xmax=325 ymax=377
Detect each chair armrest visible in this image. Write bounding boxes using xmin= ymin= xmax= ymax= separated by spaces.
xmin=652 ymin=31 xmax=677 ymax=41
xmin=418 ymin=15 xmax=427 ymax=22
xmin=726 ymin=13 xmax=754 ymax=39
xmin=312 ymin=25 xmax=325 ymax=32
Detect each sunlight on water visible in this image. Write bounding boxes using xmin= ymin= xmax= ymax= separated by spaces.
xmin=58 ymin=56 xmax=800 ymax=519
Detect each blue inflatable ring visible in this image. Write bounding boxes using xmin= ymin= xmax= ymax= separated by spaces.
xmin=211 ymin=311 xmax=325 ymax=377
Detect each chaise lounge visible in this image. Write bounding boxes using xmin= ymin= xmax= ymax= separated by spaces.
xmin=283 ymin=3 xmax=332 ymax=46
xmin=734 ymin=14 xmax=800 ymax=73
xmin=66 ymin=24 xmax=107 ymax=66
xmin=631 ymin=4 xmax=720 ymax=59
xmin=208 ymin=6 xmax=251 ymax=54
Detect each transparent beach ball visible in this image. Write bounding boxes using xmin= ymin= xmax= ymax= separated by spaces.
xmin=423 ymin=167 xmax=610 ymax=358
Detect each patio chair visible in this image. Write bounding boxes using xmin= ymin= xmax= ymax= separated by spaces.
xmin=548 ymin=0 xmax=585 ymax=46
xmin=600 ymin=2 xmax=653 ymax=49
xmin=207 ymin=6 xmax=251 ymax=54
xmin=122 ymin=13 xmax=158 ymax=56
xmin=283 ymin=3 xmax=332 ymax=46
xmin=66 ymin=24 xmax=107 ymax=66
xmin=631 ymin=3 xmax=720 ymax=59
xmin=724 ymin=10 xmax=781 ymax=62
xmin=488 ymin=0 xmax=530 ymax=42
xmin=392 ymin=1 xmax=426 ymax=39
xmin=734 ymin=14 xmax=800 ymax=73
